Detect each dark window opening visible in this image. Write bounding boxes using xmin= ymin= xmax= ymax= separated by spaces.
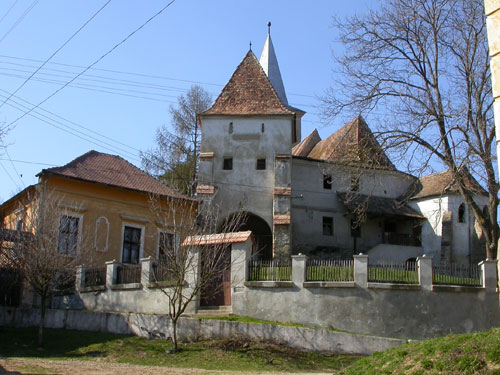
xmin=58 ymin=215 xmax=79 ymax=255
xmin=122 ymin=226 xmax=141 ymax=264
xmin=323 ymin=175 xmax=332 ymax=190
xmin=261 ymin=123 xmax=265 ymax=133
xmin=159 ymin=232 xmax=174 ymax=262
xmin=351 ymin=219 xmax=361 ymax=238
xmin=256 ymin=158 xmax=266 ymax=170
xmin=322 ymin=216 xmax=333 ymax=236
xmin=223 ymin=157 xmax=233 ymax=170
xmin=228 ymin=122 xmax=233 ymax=134
xmin=350 ymin=177 xmax=360 ymax=192
xmin=458 ymin=203 xmax=466 ymax=223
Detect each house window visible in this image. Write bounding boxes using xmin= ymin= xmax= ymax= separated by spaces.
xmin=351 ymin=219 xmax=361 ymax=238
xmin=256 ymin=158 xmax=266 ymax=170
xmin=322 ymin=216 xmax=333 ymax=236
xmin=122 ymin=226 xmax=142 ymax=264
xmin=15 ymin=217 xmax=23 ymax=231
xmin=229 ymin=122 xmax=233 ymax=134
xmin=223 ymin=157 xmax=233 ymax=170
xmin=158 ymin=231 xmax=175 ymax=262
xmin=350 ymin=177 xmax=360 ymax=192
xmin=58 ymin=215 xmax=79 ymax=255
xmin=323 ymin=175 xmax=332 ymax=190
xmin=458 ymin=203 xmax=466 ymax=223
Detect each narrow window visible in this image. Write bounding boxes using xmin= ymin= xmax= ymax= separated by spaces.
xmin=351 ymin=219 xmax=361 ymax=238
xmin=350 ymin=177 xmax=360 ymax=192
xmin=229 ymin=122 xmax=233 ymax=134
xmin=122 ymin=226 xmax=141 ymax=264
xmin=15 ymin=217 xmax=23 ymax=231
xmin=159 ymin=231 xmax=175 ymax=262
xmin=256 ymin=158 xmax=266 ymax=170
xmin=458 ymin=203 xmax=466 ymax=223
xmin=322 ymin=216 xmax=334 ymax=236
xmin=323 ymin=175 xmax=332 ymax=190
xmin=223 ymin=157 xmax=233 ymax=170
xmin=58 ymin=215 xmax=79 ymax=255
xmin=261 ymin=123 xmax=265 ymax=133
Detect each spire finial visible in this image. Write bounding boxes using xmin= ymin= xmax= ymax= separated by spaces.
xmin=267 ymin=21 xmax=271 ymax=35
xmin=249 ymin=41 xmax=252 ymax=51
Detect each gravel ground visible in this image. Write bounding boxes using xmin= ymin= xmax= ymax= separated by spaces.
xmin=0 ymin=358 xmax=334 ymax=375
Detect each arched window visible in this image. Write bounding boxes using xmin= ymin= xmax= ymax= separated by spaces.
xmin=458 ymin=203 xmax=466 ymax=223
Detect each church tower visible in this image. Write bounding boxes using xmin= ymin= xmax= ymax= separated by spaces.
xmin=197 ymin=27 xmax=305 ymax=259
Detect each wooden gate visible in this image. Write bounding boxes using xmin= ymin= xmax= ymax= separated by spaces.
xmin=200 ymin=245 xmax=231 ymax=306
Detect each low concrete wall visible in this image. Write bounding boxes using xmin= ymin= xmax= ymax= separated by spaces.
xmin=0 ymin=307 xmax=405 ymax=355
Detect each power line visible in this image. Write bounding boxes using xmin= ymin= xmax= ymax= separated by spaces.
xmin=0 ymin=158 xmax=57 ymax=166
xmin=0 ymin=160 xmax=19 ymax=189
xmin=0 ymin=0 xmax=113 ymax=110
xmin=0 ymin=0 xmax=20 ymax=25
xmin=5 ymin=0 xmax=177 ymax=130
xmin=0 ymin=0 xmax=39 ymax=44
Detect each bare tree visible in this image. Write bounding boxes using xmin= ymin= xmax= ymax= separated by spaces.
xmin=323 ymin=0 xmax=499 ymax=259
xmin=141 ymin=85 xmax=212 ymax=196
xmin=148 ymin=195 xmax=245 ymax=351
xmin=1 ymin=187 xmax=92 ymax=346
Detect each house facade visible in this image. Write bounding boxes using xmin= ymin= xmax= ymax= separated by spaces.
xmin=0 ymin=150 xmax=195 ymax=267
xmin=197 ymin=31 xmax=488 ymax=265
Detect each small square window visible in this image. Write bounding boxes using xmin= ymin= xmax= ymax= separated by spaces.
xmin=256 ymin=158 xmax=266 ymax=170
xmin=323 ymin=175 xmax=332 ymax=190
xmin=322 ymin=216 xmax=333 ymax=236
xmin=223 ymin=157 xmax=233 ymax=170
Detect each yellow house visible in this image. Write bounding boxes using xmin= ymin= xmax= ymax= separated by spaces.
xmin=0 ymin=150 xmax=196 ymax=265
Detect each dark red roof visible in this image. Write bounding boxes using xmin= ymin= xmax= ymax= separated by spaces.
xmin=412 ymin=169 xmax=487 ymax=199
xmin=292 ymin=129 xmax=321 ymax=157
xmin=303 ymin=116 xmax=395 ymax=170
xmin=201 ymin=51 xmax=296 ymax=116
xmin=39 ymin=150 xmax=191 ymax=200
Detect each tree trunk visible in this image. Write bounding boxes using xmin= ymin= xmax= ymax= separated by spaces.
xmin=172 ymin=317 xmax=178 ymax=351
xmin=38 ymin=295 xmax=46 ymax=347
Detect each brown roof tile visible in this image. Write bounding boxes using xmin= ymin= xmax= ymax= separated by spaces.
xmin=412 ymin=169 xmax=487 ymax=199
xmin=307 ymin=116 xmax=395 ymax=170
xmin=292 ymin=129 xmax=321 ymax=157
xmin=39 ymin=150 xmax=191 ymax=200
xmin=201 ymin=51 xmax=296 ymax=116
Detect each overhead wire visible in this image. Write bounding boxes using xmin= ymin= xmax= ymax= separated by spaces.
xmin=0 ymin=0 xmax=113 ymax=110
xmin=5 ymin=0 xmax=177 ymax=130
xmin=0 ymin=0 xmax=39 ymax=44
xmin=0 ymin=0 xmax=20 ymax=25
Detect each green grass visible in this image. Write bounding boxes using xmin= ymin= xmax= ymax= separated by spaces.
xmin=249 ymin=266 xmax=291 ymax=281
xmin=306 ymin=265 xmax=354 ymax=282
xmin=198 ymin=314 xmax=309 ymax=328
xmin=433 ymin=273 xmax=482 ymax=286
xmin=367 ymin=267 xmax=419 ymax=284
xmin=344 ymin=327 xmax=500 ymax=375
xmin=0 ymin=327 xmax=361 ymax=372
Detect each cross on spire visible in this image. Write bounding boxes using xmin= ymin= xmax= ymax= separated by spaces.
xmin=267 ymin=21 xmax=271 ymax=35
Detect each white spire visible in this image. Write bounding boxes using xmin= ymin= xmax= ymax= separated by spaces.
xmin=259 ymin=25 xmax=288 ymax=105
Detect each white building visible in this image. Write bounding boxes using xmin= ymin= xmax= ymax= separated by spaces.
xmin=196 ymin=30 xmax=487 ymax=265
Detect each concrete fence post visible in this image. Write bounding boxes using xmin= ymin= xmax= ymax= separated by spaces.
xmin=140 ymin=256 xmax=153 ymax=285
xmin=184 ymin=247 xmax=200 ymax=313
xmin=105 ymin=260 xmax=118 ymax=288
xmin=479 ymin=259 xmax=498 ymax=292
xmin=231 ymin=238 xmax=252 ymax=289
xmin=291 ymin=254 xmax=307 ymax=285
xmin=75 ymin=265 xmax=84 ymax=291
xmin=353 ymin=254 xmax=368 ymax=288
xmin=417 ymin=255 xmax=433 ymax=291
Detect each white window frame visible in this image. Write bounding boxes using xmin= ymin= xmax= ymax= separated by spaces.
xmin=120 ymin=222 xmax=145 ymax=263
xmin=58 ymin=211 xmax=84 ymax=256
xmin=94 ymin=216 xmax=110 ymax=252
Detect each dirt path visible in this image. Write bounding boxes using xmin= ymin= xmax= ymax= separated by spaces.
xmin=0 ymin=358 xmax=334 ymax=375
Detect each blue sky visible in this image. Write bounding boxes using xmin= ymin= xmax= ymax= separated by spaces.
xmin=0 ymin=0 xmax=379 ymax=202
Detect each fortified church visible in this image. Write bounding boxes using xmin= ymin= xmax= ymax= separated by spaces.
xmin=196 ymin=28 xmax=487 ymax=265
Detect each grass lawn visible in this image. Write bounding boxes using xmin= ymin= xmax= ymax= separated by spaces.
xmin=344 ymin=327 xmax=500 ymax=375
xmin=0 ymin=327 xmax=361 ymax=373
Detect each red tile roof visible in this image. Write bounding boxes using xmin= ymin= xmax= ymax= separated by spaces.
xmin=292 ymin=129 xmax=321 ymax=157
xmin=412 ymin=169 xmax=487 ymax=199
xmin=201 ymin=51 xmax=297 ymax=116
xmin=39 ymin=150 xmax=192 ymax=200
xmin=305 ymin=116 xmax=395 ymax=170
xmin=181 ymin=231 xmax=254 ymax=246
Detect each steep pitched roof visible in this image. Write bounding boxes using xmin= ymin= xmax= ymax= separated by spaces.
xmin=259 ymin=33 xmax=288 ymax=105
xmin=201 ymin=50 xmax=295 ymax=116
xmin=292 ymin=129 xmax=321 ymax=157
xmin=38 ymin=150 xmax=191 ymax=200
xmin=306 ymin=116 xmax=395 ymax=170
xmin=412 ymin=169 xmax=487 ymax=199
